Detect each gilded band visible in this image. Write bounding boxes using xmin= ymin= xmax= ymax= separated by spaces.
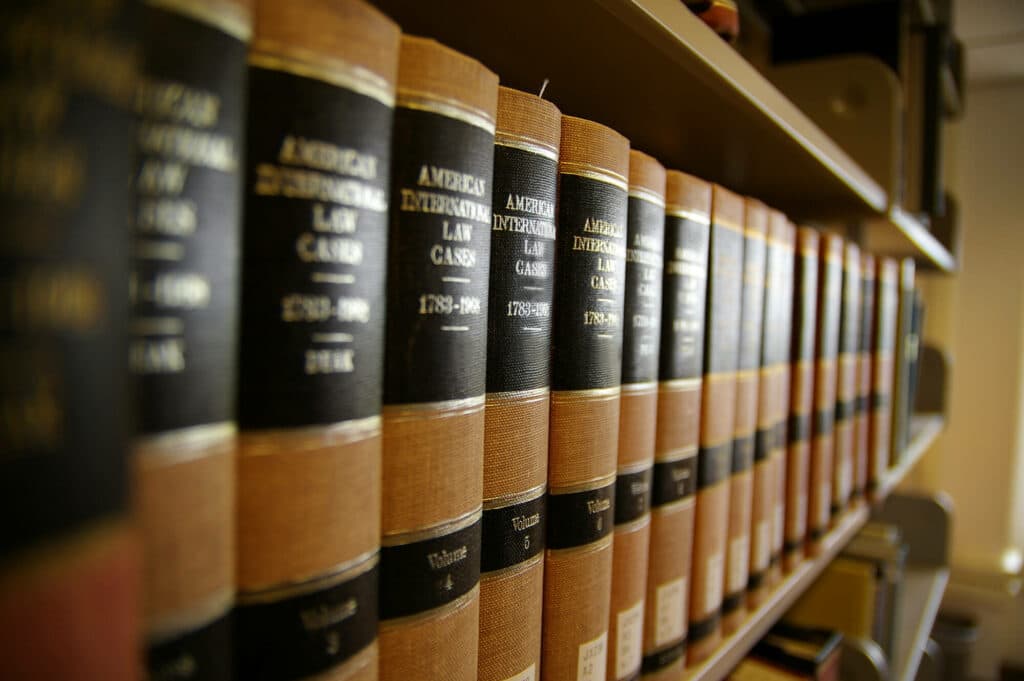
xmin=397 ymin=88 xmax=496 ymax=133
xmin=147 ymin=587 xmax=234 ymax=644
xmin=249 ymin=47 xmax=394 ymax=107
xmin=148 ymin=0 xmax=252 ymax=40
xmin=136 ymin=421 xmax=236 ymax=465
xmin=665 ymin=206 xmax=711 ymax=225
xmin=236 ymin=550 xmax=378 ymax=605
xmin=628 ymin=187 xmax=666 ymax=208
xmin=558 ymin=162 xmax=629 ymax=192
xmin=494 ymin=133 xmax=559 ymax=162
xmin=381 ymin=506 xmax=483 ymax=547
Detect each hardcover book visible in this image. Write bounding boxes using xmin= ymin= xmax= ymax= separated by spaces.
xmin=378 ymin=36 xmax=498 ymax=681
xmin=543 ymin=115 xmax=630 ymax=681
xmin=234 ymin=2 xmax=400 ymax=679
xmin=478 ymin=86 xmax=560 ymax=681
xmin=689 ymin=185 xmax=745 ymax=663
xmin=853 ymin=256 xmax=876 ymax=503
xmin=868 ymin=258 xmax=899 ymax=497
xmin=783 ymin=228 xmax=819 ymax=571
xmin=830 ymin=243 xmax=860 ymax=517
xmin=722 ymin=198 xmax=767 ymax=633
xmin=607 ymin=150 xmax=665 ymax=681
xmin=642 ymin=170 xmax=710 ymax=680
xmin=807 ymin=234 xmax=843 ymax=553
xmin=0 ymin=2 xmax=140 ymax=678
xmin=132 ymin=1 xmax=250 ymax=675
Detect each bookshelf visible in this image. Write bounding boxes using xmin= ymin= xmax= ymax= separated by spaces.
xmin=892 ymin=567 xmax=950 ymax=681
xmin=874 ymin=414 xmax=946 ymax=501
xmin=372 ymin=0 xmax=956 ymax=271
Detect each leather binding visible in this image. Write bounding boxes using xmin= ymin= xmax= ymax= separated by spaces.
xmin=747 ymin=209 xmax=784 ymax=607
xmin=868 ymin=259 xmax=899 ymax=497
xmin=807 ymin=233 xmax=843 ymax=555
xmin=830 ymin=243 xmax=861 ymax=519
xmin=783 ymin=227 xmax=819 ymax=572
xmin=0 ymin=2 xmax=139 ymax=678
xmin=234 ymin=2 xmax=400 ymax=679
xmin=131 ymin=2 xmax=251 ymax=675
xmin=607 ymin=150 xmax=664 ymax=681
xmin=641 ymin=171 xmax=709 ymax=681
xmin=890 ymin=259 xmax=918 ymax=463
xmin=768 ymin=221 xmax=797 ymax=586
xmin=544 ymin=115 xmax=629 ymax=681
xmin=377 ymin=36 xmax=498 ymax=681
xmin=721 ymin=198 xmax=766 ymax=633
xmin=479 ymin=87 xmax=560 ymax=681
xmin=688 ymin=185 xmax=745 ymax=664
xmin=853 ymin=256 xmax=876 ymax=503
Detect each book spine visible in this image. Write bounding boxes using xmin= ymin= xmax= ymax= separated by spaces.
xmin=478 ymin=87 xmax=560 ymax=681
xmin=783 ymin=227 xmax=819 ymax=571
xmin=378 ymin=36 xmax=497 ymax=681
xmin=853 ymin=256 xmax=876 ymax=502
xmin=770 ymin=222 xmax=797 ymax=582
xmin=131 ymin=2 xmax=250 ymax=675
xmin=722 ymin=199 xmax=766 ymax=632
xmin=641 ymin=171 xmax=709 ymax=680
xmin=689 ymin=185 xmax=745 ymax=663
xmin=607 ymin=150 xmax=664 ymax=681
xmin=543 ymin=115 xmax=629 ymax=681
xmin=807 ymin=234 xmax=843 ymax=552
xmin=0 ymin=2 xmax=140 ymax=678
xmin=0 ymin=2 xmax=141 ymax=675
xmin=891 ymin=259 xmax=917 ymax=461
xmin=868 ymin=259 xmax=899 ymax=496
xmin=748 ymin=210 xmax=784 ymax=605
xmin=233 ymin=3 xmax=399 ymax=679
xmin=830 ymin=243 xmax=860 ymax=518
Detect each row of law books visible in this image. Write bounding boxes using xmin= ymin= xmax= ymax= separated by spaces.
xmin=0 ymin=0 xmax=924 ymax=680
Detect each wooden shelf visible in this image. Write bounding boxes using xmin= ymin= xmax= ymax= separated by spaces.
xmin=684 ymin=506 xmax=870 ymax=681
xmin=682 ymin=415 xmax=945 ymax=681
xmin=373 ymin=0 xmax=886 ymax=220
xmin=892 ymin=568 xmax=950 ymax=681
xmin=875 ymin=414 xmax=946 ymax=501
xmin=862 ymin=207 xmax=957 ymax=273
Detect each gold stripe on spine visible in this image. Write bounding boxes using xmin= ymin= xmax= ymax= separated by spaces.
xmin=479 ymin=552 xmax=543 ymax=581
xmin=494 ymin=135 xmax=558 ymax=162
xmin=660 ymin=377 xmax=703 ymax=391
xmin=485 ymin=386 xmax=549 ymax=402
xmin=657 ymin=444 xmax=698 ymax=463
xmin=147 ymin=587 xmax=234 ymax=644
xmin=249 ymin=45 xmax=395 ymax=107
xmin=616 ymin=513 xmax=652 ymax=534
xmin=558 ymin=163 xmax=629 ymax=192
xmin=483 ymin=484 xmax=547 ymax=511
xmin=666 ymin=207 xmax=711 ymax=224
xmin=378 ymin=583 xmax=480 ymax=628
xmin=147 ymin=0 xmax=252 ymax=40
xmin=238 ymin=415 xmax=381 ymax=456
xmin=550 ymin=386 xmax=621 ymax=401
xmin=629 ymin=187 xmax=666 ymax=207
xmin=397 ymin=90 xmax=496 ymax=134
xmin=382 ymin=395 xmax=486 ymax=417
xmin=713 ymin=218 xmax=744 ymax=233
xmin=621 ymin=380 xmax=659 ymax=394
xmin=237 ymin=550 xmax=378 ymax=605
xmin=381 ymin=507 xmax=482 ymax=547
xmin=618 ymin=459 xmax=653 ymax=476
xmin=548 ymin=472 xmax=617 ymax=496
xmin=136 ymin=422 xmax=236 ymax=465
xmin=545 ymin=531 xmax=613 ymax=557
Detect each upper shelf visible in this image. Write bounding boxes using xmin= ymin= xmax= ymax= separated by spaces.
xmin=372 ymin=0 xmax=954 ymax=268
xmin=863 ymin=208 xmax=957 ymax=273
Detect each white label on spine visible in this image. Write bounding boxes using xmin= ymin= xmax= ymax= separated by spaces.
xmin=773 ymin=502 xmax=784 ymax=549
xmin=500 ymin=664 xmax=536 ymax=681
xmin=728 ymin=535 xmax=750 ymax=592
xmin=655 ymin=577 xmax=687 ymax=646
xmin=755 ymin=519 xmax=770 ymax=569
xmin=578 ymin=631 xmax=608 ymax=681
xmin=705 ymin=552 xmax=723 ymax=608
xmin=615 ymin=600 xmax=644 ymax=680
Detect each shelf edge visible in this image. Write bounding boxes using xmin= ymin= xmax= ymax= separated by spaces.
xmin=876 ymin=414 xmax=946 ymax=501
xmin=896 ymin=568 xmax=950 ymax=681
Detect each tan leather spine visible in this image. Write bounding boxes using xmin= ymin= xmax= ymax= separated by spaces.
xmin=869 ymin=258 xmax=900 ymax=497
xmin=690 ymin=185 xmax=744 ymax=663
xmin=784 ymin=227 xmax=819 ymax=571
xmin=832 ymin=243 xmax=861 ymax=516
xmin=807 ymin=234 xmax=844 ymax=555
xmin=608 ymin=518 xmax=652 ymax=681
xmin=478 ymin=87 xmax=559 ymax=681
xmin=544 ymin=116 xmax=629 ymax=681
xmin=853 ymin=255 xmax=877 ymax=503
xmin=136 ymin=433 xmax=233 ymax=634
xmin=379 ymin=36 xmax=497 ymax=681
xmin=642 ymin=499 xmax=695 ymax=678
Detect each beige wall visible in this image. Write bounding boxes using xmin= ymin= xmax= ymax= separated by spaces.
xmin=911 ymin=80 xmax=1024 ymax=678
